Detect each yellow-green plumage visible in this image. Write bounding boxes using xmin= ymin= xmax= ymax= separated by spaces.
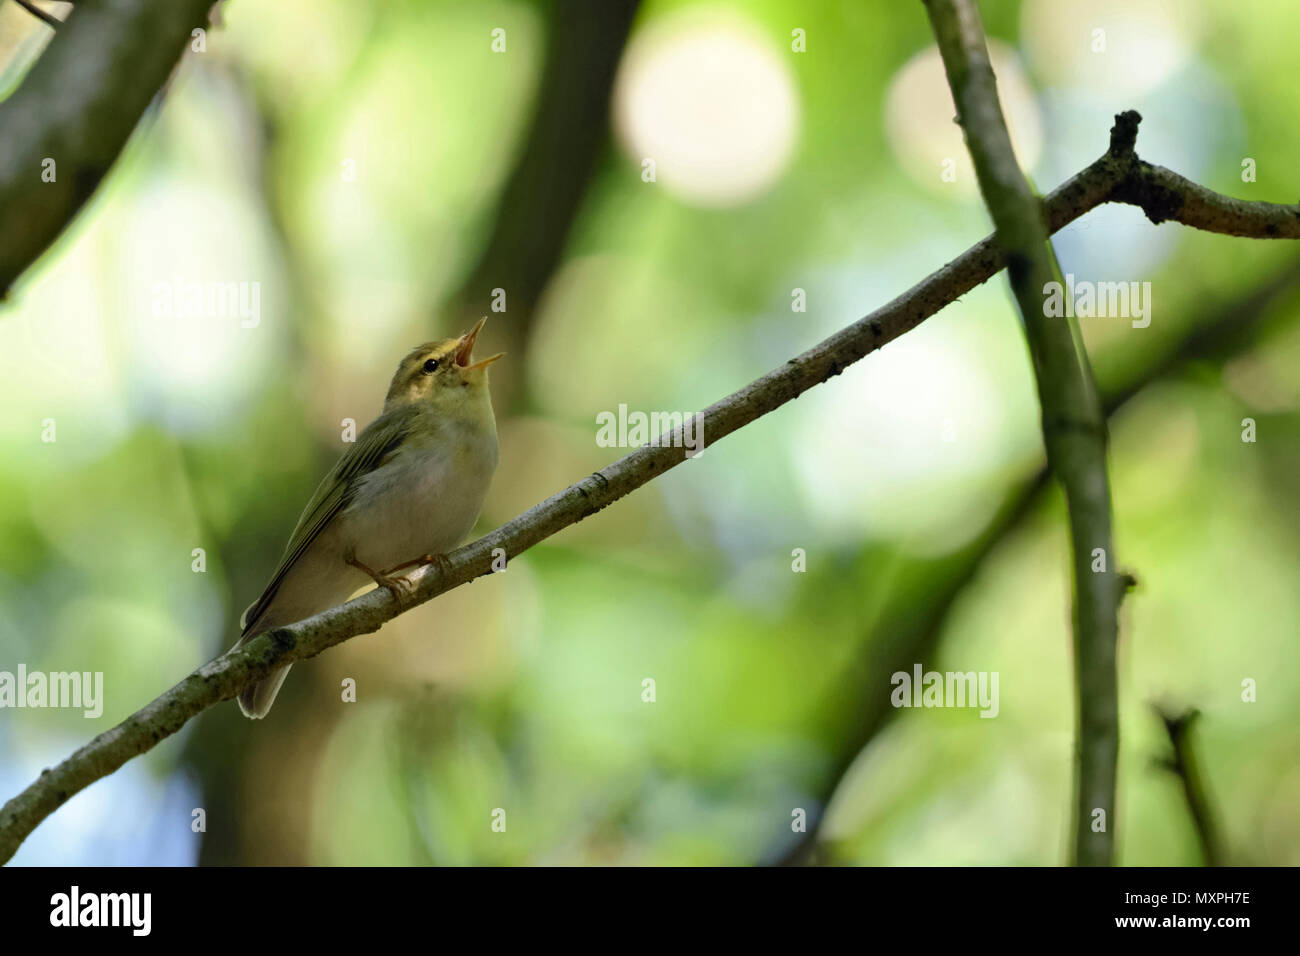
xmin=233 ymin=319 xmax=501 ymax=718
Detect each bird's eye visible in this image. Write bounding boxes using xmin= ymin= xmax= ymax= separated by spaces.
xmin=422 ymin=358 xmax=439 ymax=374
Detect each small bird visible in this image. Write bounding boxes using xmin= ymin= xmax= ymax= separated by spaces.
xmin=232 ymin=318 xmax=502 ymax=718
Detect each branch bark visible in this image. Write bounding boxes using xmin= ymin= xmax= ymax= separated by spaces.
xmin=2 ymin=111 xmax=1299 ymax=864
xmin=0 ymin=0 xmax=214 ymax=298
xmin=924 ymin=0 xmax=1121 ymax=866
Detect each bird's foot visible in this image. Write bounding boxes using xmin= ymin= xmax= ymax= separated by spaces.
xmin=345 ymin=552 xmax=418 ymax=608
xmin=381 ymin=552 xmax=454 ymax=581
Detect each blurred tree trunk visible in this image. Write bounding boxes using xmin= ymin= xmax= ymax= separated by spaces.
xmin=447 ymin=0 xmax=640 ymax=414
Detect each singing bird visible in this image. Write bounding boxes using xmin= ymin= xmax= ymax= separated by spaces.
xmin=232 ymin=318 xmax=502 ymax=718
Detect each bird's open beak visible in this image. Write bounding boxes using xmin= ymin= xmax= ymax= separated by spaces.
xmin=455 ymin=316 xmax=504 ymax=371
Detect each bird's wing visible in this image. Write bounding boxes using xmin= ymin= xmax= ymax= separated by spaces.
xmin=240 ymin=403 xmax=421 ymax=635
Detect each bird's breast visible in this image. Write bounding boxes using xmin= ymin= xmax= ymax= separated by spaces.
xmin=341 ymin=427 xmax=497 ymax=569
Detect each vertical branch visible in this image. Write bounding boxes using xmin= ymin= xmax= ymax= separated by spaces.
xmin=922 ymin=0 xmax=1121 ymax=865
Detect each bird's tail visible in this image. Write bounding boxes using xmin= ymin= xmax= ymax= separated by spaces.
xmin=237 ymin=664 xmax=292 ymax=719
xmin=232 ymin=627 xmax=292 ymax=719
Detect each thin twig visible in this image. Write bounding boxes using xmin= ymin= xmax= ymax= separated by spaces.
xmin=1154 ymin=706 xmax=1225 ymax=866
xmin=924 ymin=0 xmax=1122 ymax=867
xmin=2 ymin=112 xmax=1299 ymax=863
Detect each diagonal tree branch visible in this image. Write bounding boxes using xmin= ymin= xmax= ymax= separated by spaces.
xmin=0 ymin=0 xmax=214 ymax=298
xmin=2 ymin=112 xmax=1299 ymax=864
xmin=924 ymin=0 xmax=1122 ymax=866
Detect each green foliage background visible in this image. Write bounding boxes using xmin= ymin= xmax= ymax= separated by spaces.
xmin=1 ymin=0 xmax=1298 ymax=865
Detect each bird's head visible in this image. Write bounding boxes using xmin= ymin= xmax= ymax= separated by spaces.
xmin=383 ymin=317 xmax=503 ymax=417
